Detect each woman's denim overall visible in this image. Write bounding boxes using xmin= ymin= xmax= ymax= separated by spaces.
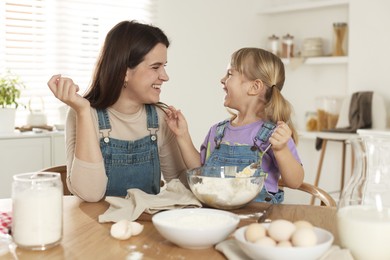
xmin=97 ymin=105 xmax=161 ymax=196
xmin=204 ymin=120 xmax=284 ymax=204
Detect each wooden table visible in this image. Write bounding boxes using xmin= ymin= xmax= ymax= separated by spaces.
xmin=0 ymin=196 xmax=338 ymax=259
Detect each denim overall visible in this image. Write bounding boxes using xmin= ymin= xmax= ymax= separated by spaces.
xmin=204 ymin=120 xmax=284 ymax=203
xmin=97 ymin=105 xmax=161 ymax=196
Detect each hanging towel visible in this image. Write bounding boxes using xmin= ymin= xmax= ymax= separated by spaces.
xmin=315 ymin=91 xmax=373 ymax=150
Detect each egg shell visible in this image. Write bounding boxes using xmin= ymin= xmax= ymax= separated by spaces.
xmin=245 ymin=223 xmax=267 ymax=243
xmin=267 ymin=219 xmax=296 ymax=242
xmin=294 ymin=220 xmax=314 ymax=229
xmin=277 ymin=240 xmax=293 ymax=247
xmin=291 ymin=227 xmax=317 ymax=247
xmin=110 ymin=219 xmax=132 ymax=240
xmin=254 ymin=236 xmax=276 ymax=247
xmin=130 ymin=222 xmax=144 ymax=236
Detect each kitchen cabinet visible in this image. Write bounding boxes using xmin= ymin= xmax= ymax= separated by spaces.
xmin=0 ymin=131 xmax=65 ymax=198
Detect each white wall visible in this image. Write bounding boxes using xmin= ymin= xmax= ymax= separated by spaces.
xmin=155 ymin=0 xmax=390 ymax=201
xmin=155 ymin=0 xmax=262 ymax=146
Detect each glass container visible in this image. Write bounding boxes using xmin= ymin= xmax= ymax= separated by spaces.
xmin=333 ymin=23 xmax=348 ymax=56
xmin=268 ymin=34 xmax=280 ymax=56
xmin=12 ymin=172 xmax=63 ymax=250
xmin=281 ymin=33 xmax=294 ymax=58
xmin=337 ymin=131 xmax=390 ymax=260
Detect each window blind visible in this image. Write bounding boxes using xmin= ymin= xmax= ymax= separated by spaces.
xmin=0 ymin=0 xmax=155 ymax=127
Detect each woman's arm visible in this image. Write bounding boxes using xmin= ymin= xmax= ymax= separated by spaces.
xmin=48 ymin=75 xmax=107 ymax=201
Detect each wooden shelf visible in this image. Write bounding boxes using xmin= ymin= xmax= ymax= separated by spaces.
xmin=282 ymin=56 xmax=348 ymax=65
xmin=258 ymin=0 xmax=349 ymax=14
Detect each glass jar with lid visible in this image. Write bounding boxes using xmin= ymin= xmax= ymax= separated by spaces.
xmin=281 ymin=33 xmax=294 ymax=58
xmin=268 ymin=34 xmax=280 ymax=56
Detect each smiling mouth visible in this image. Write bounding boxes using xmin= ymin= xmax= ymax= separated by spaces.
xmin=152 ymin=84 xmax=161 ymax=89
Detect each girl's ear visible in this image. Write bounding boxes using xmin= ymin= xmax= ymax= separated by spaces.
xmin=248 ymin=79 xmax=264 ymax=96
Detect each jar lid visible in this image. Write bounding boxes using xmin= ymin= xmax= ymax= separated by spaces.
xmin=268 ymin=34 xmax=279 ymax=40
xmin=282 ymin=33 xmax=294 ymax=39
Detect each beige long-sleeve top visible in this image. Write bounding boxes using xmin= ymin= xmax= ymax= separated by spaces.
xmin=65 ymin=105 xmax=188 ymax=202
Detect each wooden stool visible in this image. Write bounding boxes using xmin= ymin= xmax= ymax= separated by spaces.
xmin=311 ymin=132 xmax=357 ymax=205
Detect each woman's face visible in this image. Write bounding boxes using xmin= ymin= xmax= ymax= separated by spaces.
xmin=220 ymin=65 xmax=251 ymax=110
xmin=124 ymin=43 xmax=169 ymax=105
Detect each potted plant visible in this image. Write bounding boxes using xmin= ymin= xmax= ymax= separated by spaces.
xmin=0 ymin=70 xmax=25 ymax=133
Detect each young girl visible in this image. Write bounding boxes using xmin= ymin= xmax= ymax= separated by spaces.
xmin=166 ymin=47 xmax=304 ymax=203
xmin=47 ymin=20 xmax=187 ymax=202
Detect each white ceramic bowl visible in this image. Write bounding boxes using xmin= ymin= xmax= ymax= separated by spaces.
xmin=234 ymin=224 xmax=334 ymax=260
xmin=152 ymin=208 xmax=239 ymax=249
xmin=187 ymin=166 xmax=266 ymax=210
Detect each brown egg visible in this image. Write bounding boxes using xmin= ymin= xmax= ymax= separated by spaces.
xmin=291 ymin=227 xmax=317 ymax=247
xmin=268 ymin=219 xmax=296 ymax=242
xmin=254 ymin=236 xmax=277 ymax=247
xmin=245 ymin=223 xmax=267 ymax=243
xmin=294 ymin=220 xmax=314 ymax=229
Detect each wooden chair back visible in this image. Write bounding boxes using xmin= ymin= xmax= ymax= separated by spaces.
xmin=40 ymin=165 xmax=71 ymax=195
xmin=278 ymin=179 xmax=336 ymax=207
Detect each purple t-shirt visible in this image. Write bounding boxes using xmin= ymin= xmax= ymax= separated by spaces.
xmin=200 ymin=120 xmax=302 ymax=193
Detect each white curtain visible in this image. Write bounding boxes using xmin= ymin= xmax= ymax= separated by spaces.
xmin=0 ymin=0 xmax=155 ymax=126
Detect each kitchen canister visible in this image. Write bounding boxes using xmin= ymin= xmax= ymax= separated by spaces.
xmin=12 ymin=172 xmax=63 ymax=250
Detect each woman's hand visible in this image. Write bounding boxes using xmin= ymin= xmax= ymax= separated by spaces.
xmin=47 ymin=74 xmax=90 ymax=113
xmin=269 ymin=121 xmax=292 ymax=152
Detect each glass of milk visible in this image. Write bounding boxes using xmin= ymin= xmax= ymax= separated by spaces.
xmin=12 ymin=172 xmax=63 ymax=250
xmin=337 ymin=131 xmax=390 ymax=260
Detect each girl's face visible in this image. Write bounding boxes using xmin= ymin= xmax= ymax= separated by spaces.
xmin=124 ymin=43 xmax=169 ymax=105
xmin=220 ymin=65 xmax=251 ymax=110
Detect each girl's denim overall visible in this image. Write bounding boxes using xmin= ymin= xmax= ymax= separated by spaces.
xmin=97 ymin=105 xmax=161 ymax=196
xmin=204 ymin=120 xmax=284 ymax=204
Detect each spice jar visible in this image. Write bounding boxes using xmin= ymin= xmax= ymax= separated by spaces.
xmin=333 ymin=23 xmax=347 ymax=56
xmin=12 ymin=172 xmax=63 ymax=250
xmin=281 ymin=34 xmax=294 ymax=58
xmin=268 ymin=34 xmax=280 ymax=56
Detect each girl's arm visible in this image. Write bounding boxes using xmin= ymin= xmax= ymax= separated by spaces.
xmin=165 ymin=106 xmax=202 ymax=169
xmin=270 ymin=121 xmax=304 ymax=188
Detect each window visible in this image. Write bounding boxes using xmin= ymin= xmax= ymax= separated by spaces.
xmin=0 ymin=0 xmax=155 ymax=127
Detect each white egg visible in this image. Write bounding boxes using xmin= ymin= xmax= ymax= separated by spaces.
xmin=110 ymin=220 xmax=144 ymax=240
xmin=294 ymin=220 xmax=313 ymax=229
xmin=291 ymin=227 xmax=317 ymax=247
xmin=245 ymin=223 xmax=267 ymax=243
xmin=110 ymin=219 xmax=132 ymax=240
xmin=130 ymin=222 xmax=144 ymax=236
xmin=254 ymin=236 xmax=276 ymax=247
xmin=268 ymin=219 xmax=296 ymax=242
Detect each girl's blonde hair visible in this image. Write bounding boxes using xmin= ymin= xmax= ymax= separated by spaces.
xmin=230 ymin=47 xmax=298 ymax=143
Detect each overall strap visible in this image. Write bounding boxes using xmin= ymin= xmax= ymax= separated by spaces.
xmin=97 ymin=109 xmax=111 ymax=143
xmin=252 ymin=121 xmax=276 ymax=151
xmin=145 ymin=104 xmax=159 ymax=142
xmin=214 ymin=119 xmax=229 ymax=149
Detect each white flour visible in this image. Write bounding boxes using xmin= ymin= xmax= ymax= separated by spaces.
xmin=193 ymin=177 xmax=261 ymax=206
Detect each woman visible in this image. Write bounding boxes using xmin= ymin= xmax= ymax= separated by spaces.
xmin=47 ymin=20 xmax=187 ymax=202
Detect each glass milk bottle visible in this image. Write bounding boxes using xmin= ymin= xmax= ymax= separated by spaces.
xmin=12 ymin=172 xmax=63 ymax=250
xmin=337 ymin=130 xmax=390 ymax=260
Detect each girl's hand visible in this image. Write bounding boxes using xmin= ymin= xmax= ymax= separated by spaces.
xmin=47 ymin=75 xmax=90 ymax=112
xmin=165 ymin=106 xmax=189 ymax=137
xmin=269 ymin=121 xmax=292 ymax=151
